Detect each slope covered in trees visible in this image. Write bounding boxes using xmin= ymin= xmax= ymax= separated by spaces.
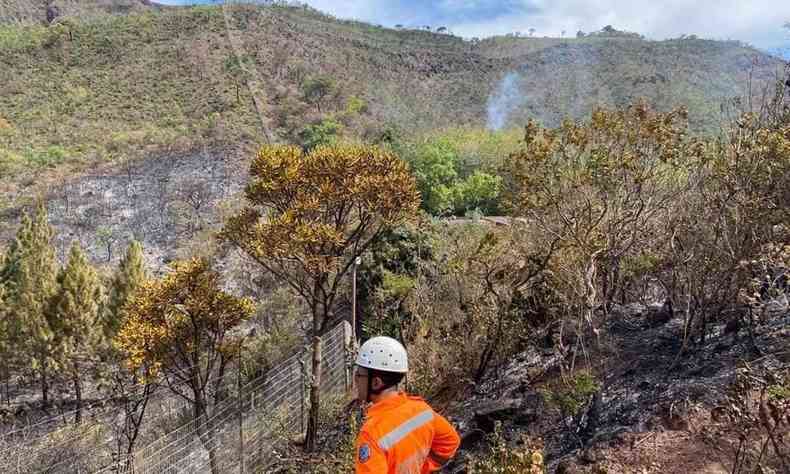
xmin=0 ymin=3 xmax=783 ymax=206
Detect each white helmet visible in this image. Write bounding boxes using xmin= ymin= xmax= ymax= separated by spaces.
xmin=355 ymin=336 xmax=408 ymax=373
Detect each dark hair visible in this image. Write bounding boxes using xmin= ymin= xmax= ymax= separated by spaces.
xmin=370 ymin=369 xmax=405 ymax=393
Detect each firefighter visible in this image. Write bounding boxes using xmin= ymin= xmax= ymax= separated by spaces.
xmin=353 ymin=336 xmax=461 ymax=473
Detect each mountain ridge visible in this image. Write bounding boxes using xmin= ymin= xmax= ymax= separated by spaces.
xmin=0 ymin=2 xmax=784 ymax=208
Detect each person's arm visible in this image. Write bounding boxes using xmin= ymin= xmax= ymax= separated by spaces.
xmin=355 ymin=431 xmax=388 ymax=474
xmin=424 ymin=411 xmax=461 ymax=471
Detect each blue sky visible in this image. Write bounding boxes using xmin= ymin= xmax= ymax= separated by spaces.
xmin=155 ymin=0 xmax=790 ymax=53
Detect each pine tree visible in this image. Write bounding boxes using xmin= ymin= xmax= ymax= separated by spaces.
xmin=102 ymin=242 xmax=150 ymax=461
xmin=0 ymin=229 xmax=24 ymax=401
xmin=106 ymin=240 xmax=146 ymax=339
xmin=0 ymin=238 xmax=21 ymax=286
xmin=8 ymin=201 xmax=59 ymax=408
xmin=50 ymin=242 xmax=103 ymax=423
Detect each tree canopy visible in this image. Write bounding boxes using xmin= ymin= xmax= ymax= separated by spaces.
xmin=222 ymin=142 xmax=420 ymax=450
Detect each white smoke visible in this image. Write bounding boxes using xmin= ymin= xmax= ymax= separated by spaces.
xmin=486 ymin=72 xmax=525 ymax=131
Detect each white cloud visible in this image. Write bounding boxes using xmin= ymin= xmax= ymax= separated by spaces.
xmin=302 ymin=0 xmax=790 ymax=49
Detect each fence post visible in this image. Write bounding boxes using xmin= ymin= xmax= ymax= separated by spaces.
xmin=342 ymin=320 xmax=355 ymax=396
xmin=298 ymin=356 xmax=306 ymax=435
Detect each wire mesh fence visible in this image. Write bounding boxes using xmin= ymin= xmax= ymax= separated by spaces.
xmin=0 ymin=321 xmax=352 ymax=474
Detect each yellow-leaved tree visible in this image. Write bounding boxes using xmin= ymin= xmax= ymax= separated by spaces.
xmin=222 ymin=143 xmax=420 ymax=450
xmin=115 ymin=258 xmax=255 ymax=474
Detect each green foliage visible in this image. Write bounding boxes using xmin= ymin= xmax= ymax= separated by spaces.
xmin=0 ymin=3 xmax=778 ymax=208
xmin=466 ymin=422 xmax=545 ymax=473
xmin=299 ymin=118 xmax=343 ymax=150
xmin=223 ymin=54 xmax=252 ymax=81
xmin=397 ymin=129 xmax=517 ymax=215
xmin=344 ymin=95 xmax=367 ymax=115
xmin=588 ymin=25 xmax=644 ymax=39
xmin=13 ymin=203 xmax=58 ymax=362
xmin=1 ymin=201 xmax=59 ymax=401
xmin=223 ymin=54 xmax=253 ymax=103
xmin=408 ymin=136 xmax=458 ymax=214
xmin=361 ymin=270 xmax=416 ymax=339
xmin=50 ymin=242 xmax=104 ymax=419
xmin=51 ymin=243 xmax=104 ymax=362
xmin=0 ymin=24 xmax=50 ymax=50
xmin=0 ymin=274 xmax=10 ymax=377
xmin=542 ymin=372 xmax=600 ymax=417
xmin=222 ymin=142 xmax=420 ymax=450
xmin=301 ymin=75 xmax=336 ymax=112
xmin=356 ymin=223 xmax=432 ymax=340
xmin=507 ymin=103 xmax=700 ymax=331
xmin=25 ymin=146 xmax=70 ymax=168
xmin=95 ymin=226 xmax=115 ymax=262
xmin=767 ymin=382 xmax=790 ymax=402
xmin=0 ymin=234 xmax=22 ymax=287
xmin=106 ymin=240 xmax=147 ymax=339
xmin=723 ymin=364 xmax=790 ymax=472
xmin=0 ymin=149 xmax=24 ymax=176
xmin=241 ymin=287 xmax=303 ymax=381
xmin=449 ymin=171 xmax=503 ymax=215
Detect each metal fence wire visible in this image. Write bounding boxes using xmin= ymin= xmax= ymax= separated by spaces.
xmin=0 ymin=321 xmax=352 ymax=474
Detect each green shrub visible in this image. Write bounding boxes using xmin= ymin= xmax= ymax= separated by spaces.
xmin=542 ymin=372 xmax=600 ymax=417
xmin=398 ymin=129 xmax=516 ymax=216
xmin=0 ymin=149 xmax=25 ymax=175
xmin=345 ymin=95 xmax=368 ymax=115
xmin=301 ymin=75 xmax=336 ymax=112
xmin=449 ymin=171 xmax=503 ymax=215
xmin=25 ymin=146 xmax=70 ymax=168
xmin=298 ymin=118 xmax=343 ymax=150
xmin=466 ymin=422 xmax=545 ymax=474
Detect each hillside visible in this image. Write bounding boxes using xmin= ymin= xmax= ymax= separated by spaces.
xmin=0 ymin=4 xmax=789 ymax=473
xmin=0 ymin=0 xmax=156 ymax=24
xmin=0 ymin=3 xmax=784 ymax=207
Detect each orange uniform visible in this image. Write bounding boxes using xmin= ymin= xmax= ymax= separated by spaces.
xmin=355 ymin=393 xmax=461 ymax=474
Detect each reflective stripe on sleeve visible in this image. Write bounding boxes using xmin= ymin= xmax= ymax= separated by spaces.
xmin=377 ymin=409 xmax=434 ymax=451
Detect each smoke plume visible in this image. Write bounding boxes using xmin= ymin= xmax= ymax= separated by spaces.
xmin=486 ymin=72 xmax=525 ymax=131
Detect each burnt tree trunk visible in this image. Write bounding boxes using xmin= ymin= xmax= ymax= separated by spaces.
xmin=73 ymin=367 xmax=82 ymax=424
xmin=40 ymin=368 xmax=49 ymax=410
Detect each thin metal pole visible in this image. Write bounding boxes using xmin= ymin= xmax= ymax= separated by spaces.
xmin=352 ymin=259 xmax=358 ymax=346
